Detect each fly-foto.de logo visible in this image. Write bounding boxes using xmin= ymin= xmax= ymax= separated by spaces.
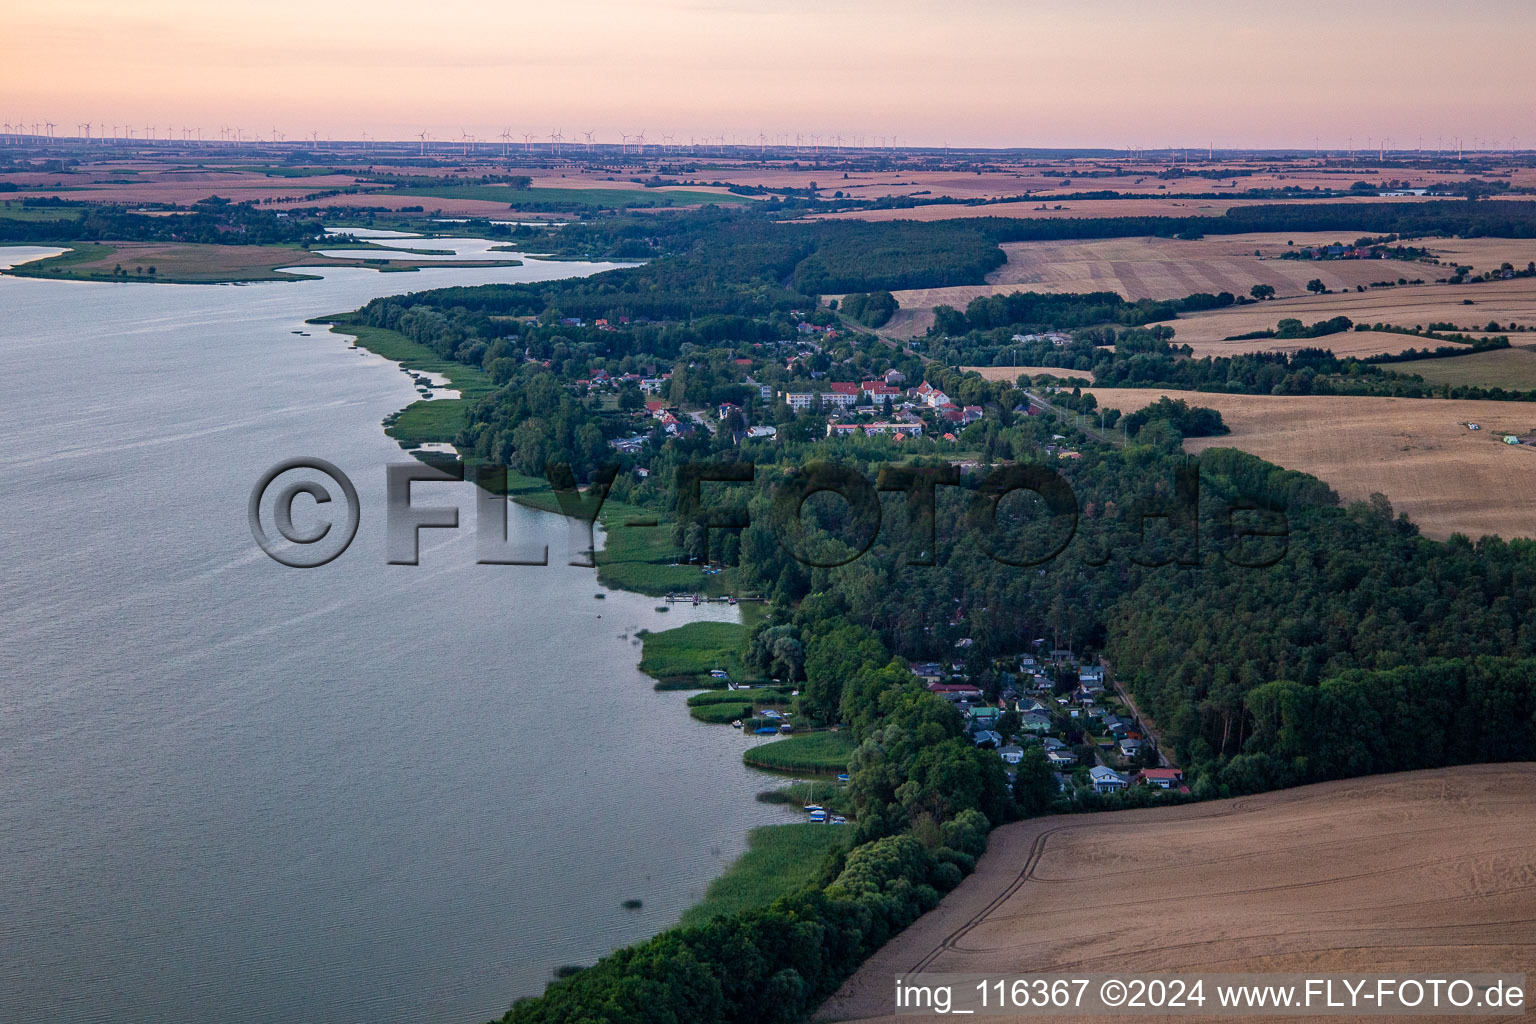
xmin=248 ymin=458 xmax=1290 ymax=570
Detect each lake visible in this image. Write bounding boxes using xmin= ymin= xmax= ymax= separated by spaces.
xmin=0 ymin=245 xmax=794 ymax=1024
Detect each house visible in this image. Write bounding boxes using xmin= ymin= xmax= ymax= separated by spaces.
xmin=717 ymin=402 xmax=741 ymax=420
xmin=914 ymin=382 xmax=952 ymax=408
xmin=910 ymin=662 xmax=944 ymax=682
xmin=783 ymin=390 xmax=858 ymax=410
xmin=929 ymin=681 xmax=984 ymax=699
xmin=1019 ymin=712 xmax=1056 ymax=736
xmin=968 ymin=706 xmax=1001 ymax=730
xmin=972 ymin=729 xmax=1003 ymax=748
xmin=1119 ymin=738 xmax=1145 ymax=759
xmin=1138 ymin=768 xmax=1184 ymax=789
xmin=998 ymin=744 xmax=1025 ymax=765
xmin=1079 ymin=666 xmax=1105 ymax=685
xmin=1046 ymin=748 xmax=1077 ymax=767
xmin=828 ymin=381 xmax=860 ymax=396
xmin=961 ymin=405 xmax=983 ymax=425
xmin=1090 ymin=765 xmax=1129 ymax=793
xmin=746 ymin=425 xmax=777 ymax=439
xmin=1042 ymin=737 xmax=1067 ymax=752
xmin=884 ymin=369 xmax=906 ymax=386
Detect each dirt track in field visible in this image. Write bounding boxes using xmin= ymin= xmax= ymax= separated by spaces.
xmin=819 ymin=764 xmax=1536 ymax=1024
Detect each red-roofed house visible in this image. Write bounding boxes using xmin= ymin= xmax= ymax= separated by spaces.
xmin=927 ymin=681 xmax=983 ymax=697
xmin=1138 ymin=768 xmax=1184 ymax=789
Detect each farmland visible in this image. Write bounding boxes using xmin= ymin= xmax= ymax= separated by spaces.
xmin=1083 ymin=386 xmax=1536 ymax=540
xmin=880 ymin=231 xmax=1466 ymax=340
xmin=1394 ymin=345 xmax=1536 ymax=389
xmin=386 ymin=184 xmax=754 ymax=209
xmin=818 ymin=765 xmax=1536 ymax=1024
xmin=1153 ymin=276 xmax=1536 ymax=356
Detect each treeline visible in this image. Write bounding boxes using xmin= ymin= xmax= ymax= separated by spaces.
xmin=364 ymin=212 xmax=1015 ymax=326
xmin=1227 ymin=657 xmax=1536 ymax=793
xmin=0 ymin=197 xmax=324 ymax=244
xmin=938 ymin=199 xmax=1536 ymax=244
xmin=501 ymin=609 xmax=1005 ymax=1024
xmin=931 ymin=288 xmax=1235 ymax=336
xmin=837 ymin=291 xmax=898 ymax=327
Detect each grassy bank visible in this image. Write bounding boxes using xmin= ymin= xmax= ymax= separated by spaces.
xmin=4 ymin=240 xmax=326 ymax=283
xmin=678 ymin=824 xmax=849 ymax=928
xmin=316 ymin=320 xmax=496 ymax=447
xmin=685 ymin=687 xmax=793 ymax=723
xmin=742 ymin=731 xmax=857 ymax=773
xmin=638 ymin=621 xmax=750 ymax=688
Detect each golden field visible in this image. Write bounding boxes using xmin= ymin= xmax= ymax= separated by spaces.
xmin=819 ymin=765 xmax=1536 ymax=1024
xmin=880 ymin=232 xmax=1444 ymax=338
xmin=1159 ymin=276 xmax=1536 ymax=356
xmin=1083 ymin=387 xmax=1536 ymax=540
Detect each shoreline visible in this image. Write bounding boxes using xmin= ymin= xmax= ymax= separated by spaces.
xmin=318 ymin=305 xmax=831 ymax=963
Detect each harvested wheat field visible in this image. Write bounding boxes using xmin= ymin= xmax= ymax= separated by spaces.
xmin=819 ymin=764 xmax=1536 ymax=1024
xmin=963 ymin=365 xmax=1095 ymax=383
xmin=811 ymin=194 xmax=1436 ymax=223
xmin=882 ymin=233 xmax=1436 ymax=339
xmin=1405 ymin=236 xmax=1536 ymax=276
xmin=1083 ymin=387 xmax=1536 ymax=540
xmin=1159 ymin=276 xmax=1536 ymax=357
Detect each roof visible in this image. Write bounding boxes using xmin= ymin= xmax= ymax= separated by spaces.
xmin=1090 ymin=766 xmax=1127 ymax=784
xmin=928 ymin=681 xmax=982 ymax=694
xmin=1140 ymin=768 xmax=1183 ymax=781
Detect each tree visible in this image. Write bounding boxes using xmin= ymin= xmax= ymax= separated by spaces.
xmin=1306 ymin=278 xmax=1327 ymax=294
xmin=1250 ymin=283 xmax=1276 ymax=300
xmin=1011 ymin=747 xmax=1057 ymax=816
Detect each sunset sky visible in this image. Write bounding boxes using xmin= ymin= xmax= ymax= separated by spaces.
xmin=6 ymin=0 xmax=1534 ymax=150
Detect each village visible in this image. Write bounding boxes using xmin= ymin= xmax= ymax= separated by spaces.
xmin=914 ymin=644 xmax=1187 ymax=799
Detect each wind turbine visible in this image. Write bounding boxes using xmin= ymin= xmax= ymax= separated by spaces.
xmin=550 ymin=128 xmax=562 ymax=155
xmin=633 ymin=130 xmax=645 ymax=155
xmin=499 ymin=129 xmax=512 ymax=156
xmin=522 ymin=131 xmax=534 ymax=152
xmin=582 ymin=130 xmax=595 ymax=153
xmin=417 ymin=130 xmax=429 ymax=155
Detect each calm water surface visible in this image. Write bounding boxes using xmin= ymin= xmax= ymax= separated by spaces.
xmin=0 ymin=246 xmax=793 ymax=1024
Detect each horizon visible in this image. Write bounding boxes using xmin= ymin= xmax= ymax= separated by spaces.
xmin=5 ymin=0 xmax=1534 ymax=151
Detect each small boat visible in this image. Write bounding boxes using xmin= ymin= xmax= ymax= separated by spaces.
xmin=836 ymin=773 xmax=850 ymax=782
xmin=809 ymin=810 xmax=827 ymax=823
xmin=731 ymin=720 xmax=742 ymax=729
xmin=778 ymin=723 xmax=794 ymax=733
xmin=830 ymin=816 xmax=847 ymax=825
xmin=754 ymin=726 xmax=777 ymax=735
xmin=803 ymin=804 xmax=823 ymax=812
